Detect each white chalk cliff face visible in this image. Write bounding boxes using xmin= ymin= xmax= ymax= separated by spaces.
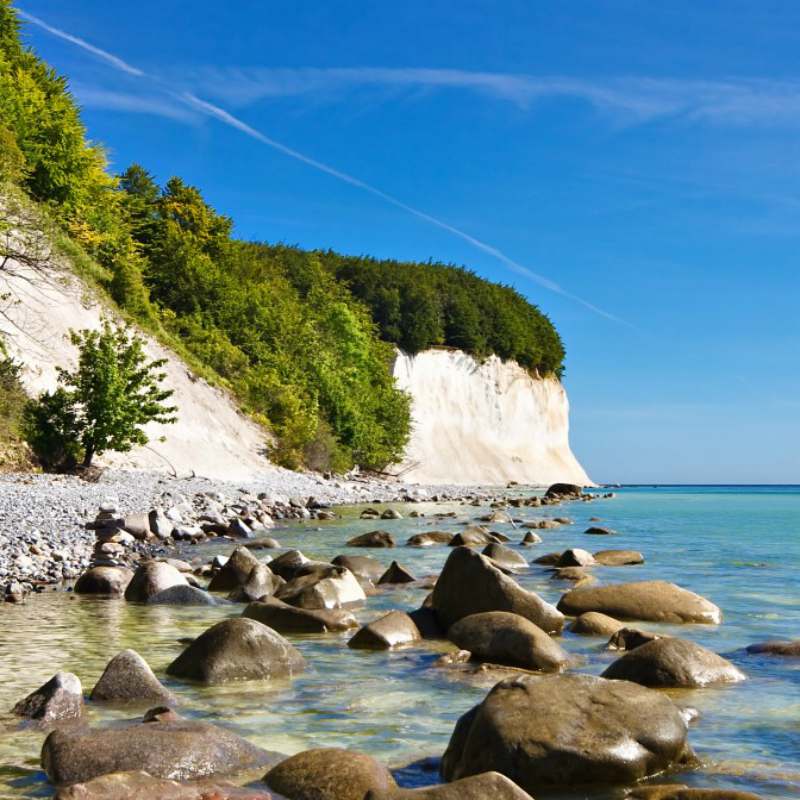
xmin=392 ymin=349 xmax=591 ymax=486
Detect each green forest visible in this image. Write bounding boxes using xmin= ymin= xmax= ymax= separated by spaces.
xmin=0 ymin=0 xmax=564 ymax=472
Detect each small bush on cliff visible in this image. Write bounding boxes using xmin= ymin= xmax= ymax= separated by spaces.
xmin=23 ymin=321 xmax=177 ymax=470
xmin=0 ymin=338 xmax=32 ymax=470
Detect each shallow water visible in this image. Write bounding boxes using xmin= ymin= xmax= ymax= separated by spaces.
xmin=1 ymin=486 xmax=799 ymax=798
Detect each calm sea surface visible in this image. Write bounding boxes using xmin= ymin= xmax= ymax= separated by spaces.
xmin=0 ymin=485 xmax=798 ymax=798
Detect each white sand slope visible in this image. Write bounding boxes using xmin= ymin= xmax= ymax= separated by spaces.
xmin=392 ymin=349 xmax=592 ymax=486
xmin=0 ymin=258 xmax=273 ymax=481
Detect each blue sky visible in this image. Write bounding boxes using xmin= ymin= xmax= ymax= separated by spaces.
xmin=15 ymin=1 xmax=800 ymax=483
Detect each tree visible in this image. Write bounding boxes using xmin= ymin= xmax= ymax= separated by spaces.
xmin=24 ymin=320 xmax=177 ymax=469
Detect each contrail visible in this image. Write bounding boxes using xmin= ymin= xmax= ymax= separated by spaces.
xmin=18 ymin=7 xmax=624 ymax=324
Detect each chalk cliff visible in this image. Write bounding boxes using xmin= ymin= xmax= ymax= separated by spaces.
xmin=392 ymin=349 xmax=591 ymax=486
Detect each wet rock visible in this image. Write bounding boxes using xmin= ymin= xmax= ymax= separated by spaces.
xmin=277 ymin=567 xmax=366 ymax=610
xmin=626 ymin=786 xmax=764 ymax=800
xmin=607 ymin=627 xmax=660 ymax=650
xmin=480 ymin=510 xmax=512 ymax=524
xmin=520 ymin=531 xmax=542 ymax=546
xmin=332 ymin=554 xmax=386 ymax=581
xmin=408 ymin=607 xmax=445 ymax=639
xmin=227 ymin=564 xmax=279 ymax=603
xmin=433 ymin=548 xmax=564 ymax=634
xmin=90 ymin=649 xmax=176 ymax=705
xmin=378 ymin=561 xmax=418 ymax=584
xmin=228 ymin=518 xmax=253 ymax=538
xmin=207 ymin=546 xmax=261 ymax=592
xmin=441 ymin=673 xmax=690 ymax=790
xmin=585 ymin=526 xmax=616 ymax=535
xmin=557 ymin=548 xmax=596 ymax=567
xmin=246 ymin=537 xmax=281 ymax=549
xmin=74 ymin=566 xmax=133 ymax=596
xmin=551 ymin=566 xmax=594 ymax=583
xmin=568 ymin=611 xmax=624 ymax=636
xmin=147 ymin=584 xmax=219 ymax=605
xmin=593 ymin=549 xmax=645 ymax=566
xmin=366 ymin=771 xmax=534 ymax=799
xmin=746 ymin=639 xmax=800 ymax=656
xmin=166 ymin=618 xmax=305 ymax=684
xmin=267 ymin=550 xmax=312 ymax=581
xmin=349 ymin=611 xmax=422 ymax=649
xmin=602 ymin=637 xmax=746 ymax=687
xmin=243 ymin=597 xmax=358 ymax=633
xmin=557 ymin=580 xmax=722 ymax=624
xmin=347 ymin=530 xmax=396 ymax=548
xmin=407 ymin=531 xmax=454 ymax=547
xmin=450 ymin=526 xmax=496 ymax=547
xmin=265 ymin=748 xmax=396 ymax=800
xmin=532 ymin=552 xmax=562 ymax=565
xmin=360 ymin=508 xmax=382 ymax=519
xmin=447 ymin=611 xmax=568 ymax=672
xmin=12 ymin=672 xmax=83 ymax=722
xmin=544 ymin=483 xmax=583 ymax=500
xmin=482 ymin=543 xmax=528 ymax=570
xmin=381 ymin=508 xmax=403 ymax=519
xmin=53 ymin=770 xmax=274 ymax=800
xmin=522 ymin=519 xmax=561 ymax=530
xmin=42 ymin=714 xmax=278 ymax=786
xmin=124 ymin=562 xmax=188 ymax=603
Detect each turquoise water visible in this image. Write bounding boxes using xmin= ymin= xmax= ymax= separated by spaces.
xmin=0 ymin=486 xmax=799 ymax=798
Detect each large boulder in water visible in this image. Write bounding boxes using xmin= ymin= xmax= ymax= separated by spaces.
xmin=166 ymin=618 xmax=305 ymax=684
xmin=746 ymin=639 xmax=800 ymax=656
xmin=440 ymin=673 xmax=690 ymax=790
xmin=12 ymin=672 xmax=83 ymax=722
xmin=90 ymin=649 xmax=176 ymax=705
xmin=276 ymin=567 xmax=366 ymax=609
xmin=432 ymin=547 xmax=564 ymax=633
xmin=124 ymin=562 xmax=187 ymax=603
xmin=407 ymin=531 xmax=454 ymax=547
xmin=568 ymin=611 xmax=624 ymax=636
xmin=53 ymin=771 xmax=274 ymax=799
xmin=264 ymin=748 xmax=396 ymax=800
xmin=348 ymin=611 xmax=422 ymax=649
xmin=227 ymin=564 xmax=279 ymax=603
xmin=366 ymin=771 xmax=534 ymax=799
xmin=447 ymin=611 xmax=568 ymax=672
xmin=332 ymin=554 xmax=385 ymax=581
xmin=593 ymin=549 xmax=645 ymax=566
xmin=42 ymin=714 xmax=279 ymax=785
xmin=557 ymin=580 xmax=722 ymax=624
xmin=208 ymin=546 xmax=260 ymax=592
xmin=74 ymin=567 xmax=133 ymax=596
xmin=626 ymin=786 xmax=764 ymax=800
xmin=147 ymin=585 xmax=219 ymax=606
xmin=482 ymin=543 xmax=528 ymax=570
xmin=602 ymin=637 xmax=746 ymax=687
xmin=347 ymin=530 xmax=396 ymax=548
xmin=243 ymin=597 xmax=358 ymax=633
xmin=544 ymin=483 xmax=582 ymax=500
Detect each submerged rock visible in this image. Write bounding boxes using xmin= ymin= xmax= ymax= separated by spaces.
xmin=276 ymin=567 xmax=366 ymax=609
xmin=147 ymin=585 xmax=219 ymax=605
xmin=407 ymin=531 xmax=454 ymax=547
xmin=602 ymin=637 xmax=746 ymax=687
xmin=366 ymin=771 xmax=534 ymax=799
xmin=265 ymin=748 xmax=396 ymax=800
xmin=746 ymin=639 xmax=800 ymax=656
xmin=607 ymin=627 xmax=660 ymax=651
xmin=74 ymin=567 xmax=133 ymax=596
xmin=568 ymin=611 xmax=624 ymax=636
xmin=593 ymin=549 xmax=645 ymax=566
xmin=166 ymin=618 xmax=305 ymax=684
xmin=347 ymin=530 xmax=396 ymax=548
xmin=12 ymin=672 xmax=83 ymax=723
xmin=332 ymin=554 xmax=385 ymax=581
xmin=124 ymin=562 xmax=188 ymax=603
xmin=441 ymin=673 xmax=690 ymax=790
xmin=447 ymin=611 xmax=568 ymax=672
xmin=557 ymin=580 xmax=722 ymax=624
xmin=584 ymin=526 xmax=616 ymax=535
xmin=348 ymin=611 xmax=422 ymax=649
xmin=243 ymin=597 xmax=358 ymax=633
xmin=432 ymin=547 xmax=564 ymax=633
xmin=90 ymin=649 xmax=175 ymax=705
xmin=42 ymin=714 xmax=278 ymax=786
xmin=626 ymin=786 xmax=764 ymax=799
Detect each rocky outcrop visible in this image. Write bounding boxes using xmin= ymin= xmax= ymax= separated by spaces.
xmin=392 ymin=350 xmax=590 ymax=486
xmin=441 ymin=673 xmax=690 ymax=790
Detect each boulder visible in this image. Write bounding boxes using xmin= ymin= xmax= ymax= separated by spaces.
xmin=53 ymin=771 xmax=273 ymax=800
xmin=246 ymin=537 xmax=281 ymax=549
xmin=265 ymin=748 xmax=396 ymax=800
xmin=602 ymin=637 xmax=746 ymax=687
xmin=268 ymin=549 xmax=310 ymax=581
xmin=544 ymin=483 xmax=583 ymax=499
xmin=557 ymin=581 xmax=722 ymax=624
xmin=227 ymin=564 xmax=279 ymax=603
xmin=276 ymin=568 xmax=366 ymax=609
xmin=12 ymin=672 xmax=83 ymax=722
xmin=42 ymin=715 xmax=278 ymax=786
xmin=593 ymin=549 xmax=645 ymax=566
xmin=148 ymin=509 xmax=174 ymax=539
xmin=447 ymin=611 xmax=568 ymax=672
xmin=348 ymin=611 xmax=422 ymax=649
xmin=332 ymin=554 xmax=386 ymax=581
xmin=381 ymin=508 xmax=403 ymax=519
xmin=242 ymin=597 xmax=358 ymax=633
xmin=441 ymin=674 xmax=690 ymax=789
xmin=551 ymin=567 xmax=594 ymax=583
xmin=480 ymin=510 xmax=512 ymax=524
xmin=626 ymin=786 xmax=764 ymax=800
xmin=608 ymin=627 xmax=660 ymax=651
xmin=557 ymin=548 xmax=596 ymax=567
xmin=450 ymin=527 xmax=496 ymax=547
xmin=207 ymin=546 xmax=260 ymax=592
xmin=520 ymin=532 xmax=542 ymax=546
xmin=121 ymin=513 xmax=151 ymax=540
xmin=166 ymin=618 xmax=305 ymax=684
xmin=532 ymin=552 xmax=562 ymax=565
xmin=408 ymin=607 xmax=445 ymax=639
xmin=347 ymin=530 xmax=396 ymax=548
xmin=407 ymin=532 xmax=454 ymax=547
xmin=522 ymin=519 xmax=561 ymax=530
xmin=147 ymin=585 xmax=219 ymax=605
xmin=746 ymin=639 xmax=800 ymax=656
xmin=90 ymin=650 xmax=175 ymax=705
xmin=568 ymin=611 xmax=624 ymax=636
xmin=482 ymin=543 xmax=528 ymax=570
xmin=124 ymin=562 xmax=188 ymax=603
xmin=74 ymin=567 xmax=133 ymax=596
xmin=378 ymin=561 xmax=417 ymax=584
xmin=366 ymin=771 xmax=534 ymax=799
xmin=585 ymin=526 xmax=616 ymax=535
xmin=432 ymin=547 xmax=564 ymax=634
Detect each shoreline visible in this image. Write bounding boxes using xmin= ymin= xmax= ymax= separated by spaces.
xmin=0 ymin=468 xmax=555 ymax=590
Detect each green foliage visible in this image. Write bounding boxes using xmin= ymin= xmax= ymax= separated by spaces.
xmin=0 ymin=337 xmax=33 ymax=469
xmin=24 ymin=321 xmax=177 ymax=469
